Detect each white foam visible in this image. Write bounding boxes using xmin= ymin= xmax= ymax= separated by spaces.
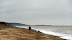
xmin=16 ymin=26 xmax=72 ymax=40
xmin=61 ymin=36 xmax=72 ymax=40
xmin=37 ymin=29 xmax=72 ymax=40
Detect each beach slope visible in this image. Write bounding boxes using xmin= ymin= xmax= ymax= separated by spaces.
xmin=0 ymin=24 xmax=66 ymax=40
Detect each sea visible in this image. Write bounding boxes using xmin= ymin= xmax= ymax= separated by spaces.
xmin=16 ymin=25 xmax=72 ymax=40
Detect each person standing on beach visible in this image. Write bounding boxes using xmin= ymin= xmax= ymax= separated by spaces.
xmin=29 ymin=26 xmax=31 ymax=30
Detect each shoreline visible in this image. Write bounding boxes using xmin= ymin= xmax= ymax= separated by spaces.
xmin=16 ymin=26 xmax=69 ymax=40
xmin=0 ymin=24 xmax=66 ymax=40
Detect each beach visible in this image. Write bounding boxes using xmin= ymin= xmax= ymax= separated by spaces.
xmin=0 ymin=24 xmax=66 ymax=40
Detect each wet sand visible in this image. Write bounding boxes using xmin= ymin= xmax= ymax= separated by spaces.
xmin=0 ymin=24 xmax=66 ymax=40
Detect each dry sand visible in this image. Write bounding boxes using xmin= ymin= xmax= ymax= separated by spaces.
xmin=0 ymin=24 xmax=66 ymax=40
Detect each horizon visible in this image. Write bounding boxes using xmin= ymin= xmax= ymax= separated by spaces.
xmin=0 ymin=0 xmax=72 ymax=25
xmin=0 ymin=21 xmax=72 ymax=25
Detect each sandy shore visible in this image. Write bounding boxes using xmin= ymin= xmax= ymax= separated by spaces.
xmin=0 ymin=24 xmax=66 ymax=40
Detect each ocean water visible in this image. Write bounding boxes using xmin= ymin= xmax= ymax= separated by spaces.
xmin=16 ymin=26 xmax=72 ymax=40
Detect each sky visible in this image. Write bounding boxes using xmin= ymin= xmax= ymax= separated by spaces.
xmin=0 ymin=0 xmax=72 ymax=25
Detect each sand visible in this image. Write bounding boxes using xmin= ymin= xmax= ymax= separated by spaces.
xmin=0 ymin=24 xmax=66 ymax=40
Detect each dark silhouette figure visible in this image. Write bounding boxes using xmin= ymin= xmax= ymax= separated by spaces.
xmin=29 ymin=26 xmax=31 ymax=30
xmin=38 ymin=30 xmax=40 ymax=32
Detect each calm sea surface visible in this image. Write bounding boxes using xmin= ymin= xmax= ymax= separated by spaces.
xmin=17 ymin=26 xmax=72 ymax=35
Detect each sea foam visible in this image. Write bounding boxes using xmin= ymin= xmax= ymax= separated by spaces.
xmin=16 ymin=26 xmax=72 ymax=40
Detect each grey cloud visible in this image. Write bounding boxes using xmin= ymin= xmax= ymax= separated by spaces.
xmin=0 ymin=0 xmax=72 ymax=25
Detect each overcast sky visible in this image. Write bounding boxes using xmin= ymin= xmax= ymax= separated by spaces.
xmin=0 ymin=0 xmax=72 ymax=25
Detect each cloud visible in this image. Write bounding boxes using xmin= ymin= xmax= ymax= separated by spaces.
xmin=0 ymin=0 xmax=72 ymax=25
